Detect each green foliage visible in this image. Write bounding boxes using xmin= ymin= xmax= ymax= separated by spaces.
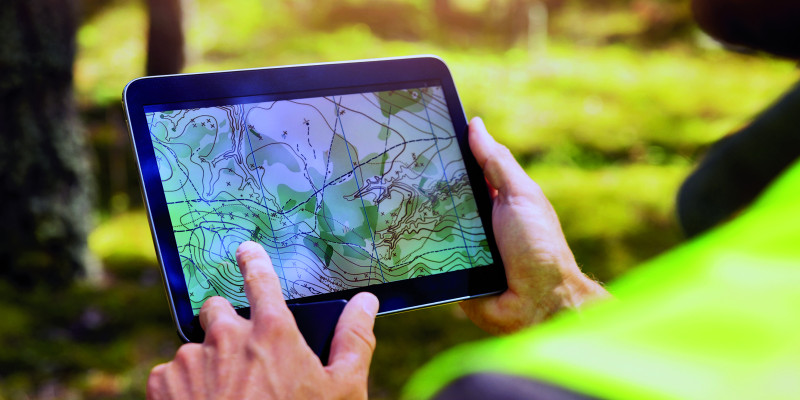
xmin=89 ymin=212 xmax=156 ymax=265
xmin=530 ymin=164 xmax=689 ymax=280
xmin=452 ymin=45 xmax=796 ymax=161
xmin=75 ymin=0 xmax=146 ymax=107
xmin=0 ymin=274 xmax=177 ymax=399
xmin=6 ymin=0 xmax=798 ymax=398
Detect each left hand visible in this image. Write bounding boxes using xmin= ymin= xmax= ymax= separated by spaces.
xmin=146 ymin=241 xmax=380 ymax=400
xmin=459 ymin=117 xmax=608 ymax=334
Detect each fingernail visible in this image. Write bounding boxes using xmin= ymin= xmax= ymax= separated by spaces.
xmin=236 ymin=241 xmax=260 ymax=276
xmin=359 ymin=293 xmax=379 ymax=317
xmin=238 ymin=241 xmax=259 ymax=252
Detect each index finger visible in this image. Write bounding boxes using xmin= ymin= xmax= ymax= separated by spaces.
xmin=236 ymin=241 xmax=286 ymax=314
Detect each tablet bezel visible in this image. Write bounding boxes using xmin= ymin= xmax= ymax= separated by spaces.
xmin=123 ymin=56 xmax=506 ymax=343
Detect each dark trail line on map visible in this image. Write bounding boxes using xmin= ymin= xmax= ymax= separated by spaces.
xmin=242 ymin=135 xmax=454 ymax=216
xmin=148 ymin=85 xmax=492 ymax=307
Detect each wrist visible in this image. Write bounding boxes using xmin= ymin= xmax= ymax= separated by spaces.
xmin=555 ymin=268 xmax=609 ymax=312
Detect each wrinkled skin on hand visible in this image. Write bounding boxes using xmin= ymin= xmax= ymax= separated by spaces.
xmin=147 ymin=117 xmax=608 ymax=399
xmin=460 ymin=117 xmax=609 ymax=335
xmin=146 ymin=241 xmax=379 ymax=400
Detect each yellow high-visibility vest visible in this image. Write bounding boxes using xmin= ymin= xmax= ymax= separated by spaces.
xmin=404 ymin=159 xmax=800 ymax=399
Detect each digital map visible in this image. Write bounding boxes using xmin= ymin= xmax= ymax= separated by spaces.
xmin=147 ymin=86 xmax=492 ymax=311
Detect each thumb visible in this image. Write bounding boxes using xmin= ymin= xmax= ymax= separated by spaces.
xmin=468 ymin=116 xmax=533 ymax=198
xmin=468 ymin=116 xmax=497 ymax=170
xmin=326 ymin=292 xmax=379 ymax=375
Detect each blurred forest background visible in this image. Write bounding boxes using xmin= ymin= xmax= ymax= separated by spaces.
xmin=0 ymin=0 xmax=798 ymax=398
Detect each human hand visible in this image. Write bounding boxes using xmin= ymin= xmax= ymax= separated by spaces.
xmin=146 ymin=241 xmax=380 ymax=400
xmin=460 ymin=117 xmax=609 ymax=335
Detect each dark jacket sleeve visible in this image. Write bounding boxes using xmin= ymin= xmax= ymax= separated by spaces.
xmin=432 ymin=373 xmax=600 ymax=400
xmin=677 ymin=82 xmax=800 ymax=237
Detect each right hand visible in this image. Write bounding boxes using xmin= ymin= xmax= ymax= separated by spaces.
xmin=146 ymin=241 xmax=379 ymax=400
xmin=460 ymin=117 xmax=609 ymax=335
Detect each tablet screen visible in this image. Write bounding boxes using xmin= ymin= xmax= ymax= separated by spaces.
xmin=144 ymin=84 xmax=493 ymax=313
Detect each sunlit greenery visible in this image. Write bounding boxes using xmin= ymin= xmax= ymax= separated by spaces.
xmin=75 ymin=0 xmax=797 ymax=278
xmin=5 ymin=0 xmax=798 ymax=398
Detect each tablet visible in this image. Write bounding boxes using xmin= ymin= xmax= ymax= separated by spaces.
xmin=123 ymin=56 xmax=505 ymax=342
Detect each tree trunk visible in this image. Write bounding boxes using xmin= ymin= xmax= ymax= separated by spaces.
xmin=0 ymin=0 xmax=99 ymax=288
xmin=146 ymin=0 xmax=186 ymax=76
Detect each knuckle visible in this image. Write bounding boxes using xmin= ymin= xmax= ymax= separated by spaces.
xmin=146 ymin=365 xmax=167 ymax=399
xmin=244 ymin=268 xmax=277 ymax=286
xmin=244 ymin=269 xmax=278 ymax=293
xmin=494 ymin=143 xmax=513 ymax=159
xmin=485 ymin=145 xmax=512 ymax=170
xmin=254 ymin=311 xmax=299 ymax=341
xmin=484 ymin=157 xmax=502 ymax=176
xmin=149 ymin=362 xmax=167 ymax=379
xmin=174 ymin=343 xmax=201 ymax=366
xmin=498 ymin=143 xmax=512 ymax=154
xmin=255 ymin=304 xmax=294 ymax=331
xmin=205 ymin=317 xmax=239 ymax=344
xmin=347 ymin=324 xmax=377 ymax=353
